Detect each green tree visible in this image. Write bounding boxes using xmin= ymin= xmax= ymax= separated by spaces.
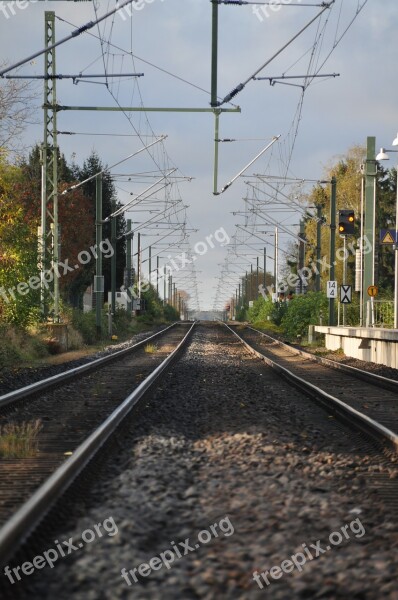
xmin=0 ymin=156 xmax=39 ymax=325
xmin=74 ymin=152 xmax=126 ymax=302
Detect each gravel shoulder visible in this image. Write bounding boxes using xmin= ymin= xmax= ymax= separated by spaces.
xmin=6 ymin=324 xmax=398 ymax=600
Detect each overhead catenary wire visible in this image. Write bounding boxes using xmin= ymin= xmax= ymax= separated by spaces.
xmin=60 ymin=137 xmax=167 ymax=196
xmin=215 ymin=2 xmax=334 ymax=106
xmin=0 ymin=0 xmax=136 ymax=77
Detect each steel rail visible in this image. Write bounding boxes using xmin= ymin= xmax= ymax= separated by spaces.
xmin=0 ymin=322 xmax=195 ymax=566
xmin=0 ymin=323 xmax=182 ymax=409
xmin=246 ymin=325 xmax=398 ymax=393
xmin=225 ymin=324 xmax=398 ymax=454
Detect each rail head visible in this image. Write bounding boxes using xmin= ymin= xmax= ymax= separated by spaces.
xmin=246 ymin=325 xmax=398 ymax=393
xmin=225 ymin=323 xmax=398 ymax=455
xmin=0 ymin=322 xmax=196 ymax=566
xmin=0 ymin=322 xmax=182 ymax=409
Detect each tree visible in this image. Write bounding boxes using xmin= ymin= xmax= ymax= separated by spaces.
xmin=18 ymin=145 xmax=95 ymax=308
xmin=74 ymin=152 xmax=126 ymax=301
xmin=0 ymin=156 xmax=39 ymax=325
xmin=302 ymin=146 xmax=396 ymax=297
xmin=0 ymin=65 xmax=39 ymax=156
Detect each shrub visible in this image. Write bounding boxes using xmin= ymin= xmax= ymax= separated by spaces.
xmin=281 ymin=292 xmax=328 ymax=338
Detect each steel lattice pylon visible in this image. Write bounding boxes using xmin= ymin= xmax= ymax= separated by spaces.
xmin=40 ymin=11 xmax=59 ymax=321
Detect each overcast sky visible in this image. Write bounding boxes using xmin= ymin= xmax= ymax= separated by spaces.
xmin=1 ymin=0 xmax=396 ymax=311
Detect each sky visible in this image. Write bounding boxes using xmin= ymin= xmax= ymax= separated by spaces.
xmin=1 ymin=0 xmax=397 ymax=312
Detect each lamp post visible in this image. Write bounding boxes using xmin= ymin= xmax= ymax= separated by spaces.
xmin=376 ymin=140 xmax=398 ymax=328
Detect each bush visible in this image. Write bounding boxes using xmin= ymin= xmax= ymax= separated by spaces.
xmin=70 ymin=309 xmax=107 ymax=345
xmin=163 ymin=304 xmax=179 ymax=321
xmin=281 ymin=292 xmax=328 ymax=338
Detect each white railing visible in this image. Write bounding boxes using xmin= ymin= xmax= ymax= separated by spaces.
xmin=366 ymin=300 xmax=394 ymax=328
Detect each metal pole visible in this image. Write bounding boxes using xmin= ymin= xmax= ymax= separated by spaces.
xmin=40 ymin=148 xmax=46 ymax=317
xmin=263 ymin=247 xmax=266 ymax=289
xmin=95 ymin=174 xmax=103 ymax=336
xmin=298 ymin=220 xmax=305 ymax=294
xmin=137 ymin=232 xmax=141 ymax=305
xmin=329 ymin=176 xmax=337 ymax=326
xmin=343 ymin=235 xmax=347 ymax=326
xmin=363 ymin=137 xmax=376 ymax=323
xmin=316 ymin=204 xmax=322 ymax=292
xmin=256 ymin=256 xmax=259 ymax=298
xmin=213 ymin=110 xmax=220 ymax=195
xmin=126 ymin=218 xmax=132 ymax=314
xmin=395 ymin=166 xmax=398 ymax=328
xmin=156 ymin=255 xmax=160 ymax=297
xmin=111 ymin=201 xmax=116 ymax=318
xmin=359 ymin=171 xmax=364 ymax=326
xmin=250 ymin=264 xmax=253 ymax=302
xmin=211 ymin=0 xmax=218 ymax=107
xmin=149 ymin=245 xmax=152 ymax=284
xmin=275 ymin=226 xmax=279 ymax=295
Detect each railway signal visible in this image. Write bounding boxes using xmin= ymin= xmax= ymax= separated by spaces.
xmin=338 ymin=210 xmax=355 ymax=235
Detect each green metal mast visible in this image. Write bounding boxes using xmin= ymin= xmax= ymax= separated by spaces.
xmin=363 ymin=136 xmax=377 ymax=324
xmin=328 ymin=177 xmax=337 ymax=326
xmin=42 ymin=11 xmax=59 ymax=321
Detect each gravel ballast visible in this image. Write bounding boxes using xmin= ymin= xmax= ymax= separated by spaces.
xmin=5 ymin=324 xmax=398 ymax=600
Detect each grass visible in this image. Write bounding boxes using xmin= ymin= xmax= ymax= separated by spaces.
xmin=144 ymin=343 xmax=158 ymax=354
xmin=0 ymin=419 xmax=43 ymax=458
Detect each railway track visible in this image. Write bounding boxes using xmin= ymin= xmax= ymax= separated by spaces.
xmin=0 ymin=322 xmax=195 ymax=563
xmin=1 ymin=322 xmax=396 ymax=600
xmin=227 ymin=324 xmax=398 ymax=455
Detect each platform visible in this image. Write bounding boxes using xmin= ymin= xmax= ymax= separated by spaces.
xmin=315 ymin=326 xmax=398 ymax=369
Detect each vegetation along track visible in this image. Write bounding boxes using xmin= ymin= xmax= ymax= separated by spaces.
xmin=0 ymin=323 xmax=193 ymax=539
xmin=1 ymin=322 xmax=397 ymax=600
xmin=228 ymin=324 xmax=398 ymax=455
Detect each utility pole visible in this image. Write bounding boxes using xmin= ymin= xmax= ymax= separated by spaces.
xmin=316 ymin=204 xmax=322 ymax=292
xmin=156 ymin=255 xmax=160 ymax=296
xmin=126 ymin=218 xmax=132 ymax=314
xmin=42 ymin=11 xmax=59 ymax=321
xmin=111 ymin=199 xmax=116 ymax=317
xmin=363 ymin=136 xmax=377 ymax=326
xmin=256 ymin=256 xmax=259 ymax=298
xmin=137 ymin=232 xmax=141 ymax=310
xmin=263 ymin=247 xmax=266 ymax=288
xmin=148 ymin=246 xmax=152 ymax=284
xmin=164 ymin=266 xmax=167 ymax=305
xmin=95 ymin=174 xmax=103 ymax=337
xmin=274 ymin=226 xmax=279 ymax=295
xmin=298 ymin=220 xmax=306 ymax=294
xmin=329 ymin=176 xmax=337 ymax=326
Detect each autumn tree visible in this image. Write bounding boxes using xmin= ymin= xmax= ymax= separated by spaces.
xmin=73 ymin=152 xmax=126 ymax=300
xmin=302 ymin=145 xmax=396 ymax=295
xmin=0 ymin=156 xmax=39 ymax=325
xmin=19 ymin=145 xmax=95 ymax=307
xmin=0 ymin=64 xmax=39 ymax=157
